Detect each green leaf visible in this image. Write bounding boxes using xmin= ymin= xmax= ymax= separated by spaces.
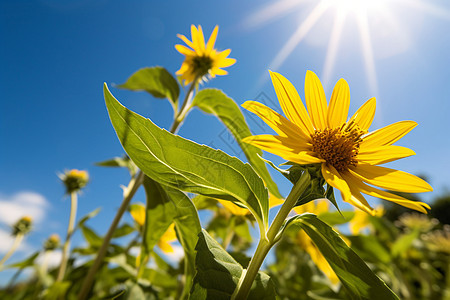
xmin=391 ymin=229 xmax=420 ymax=258
xmin=104 ymin=84 xmax=269 ymax=234
xmin=142 ymin=176 xmax=201 ymax=299
xmin=44 ymin=281 xmax=71 ymax=300
xmin=80 ymin=225 xmax=102 ymax=248
xmin=96 ymin=155 xmax=137 ymax=177
xmin=190 ymin=229 xmax=276 ymax=300
xmin=286 ymin=213 xmax=399 ymax=300
xmin=6 ymin=252 xmax=39 ymax=269
xmin=318 ymin=211 xmax=355 ymax=226
xmin=347 ymin=235 xmax=391 ymax=264
xmin=117 ymin=67 xmax=179 ymax=109
xmin=113 ymin=224 xmax=135 ymax=238
xmin=193 ymin=88 xmax=281 ymax=199
xmin=76 ymin=207 xmax=101 ymax=229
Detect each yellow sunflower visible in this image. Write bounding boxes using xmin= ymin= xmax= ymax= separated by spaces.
xmin=242 ymin=70 xmax=432 ymax=215
xmin=175 ymin=25 xmax=236 ymax=85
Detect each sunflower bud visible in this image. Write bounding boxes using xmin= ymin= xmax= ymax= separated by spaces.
xmin=44 ymin=234 xmax=60 ymax=251
xmin=60 ymin=169 xmax=89 ymax=193
xmin=12 ymin=216 xmax=33 ymax=236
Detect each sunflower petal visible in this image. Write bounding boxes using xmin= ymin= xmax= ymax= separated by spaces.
xmin=176 ymin=34 xmax=195 ymax=49
xmin=349 ymin=164 xmax=433 ymax=193
xmin=321 ymin=164 xmax=351 ymax=203
xmin=216 ymin=57 xmax=236 ymax=68
xmin=345 ymin=174 xmax=430 ymax=213
xmin=242 ymin=134 xmax=311 ymax=154
xmin=269 ymin=71 xmax=315 ymax=136
xmin=175 ymin=44 xmax=195 ymax=56
xmin=210 ymin=67 xmax=228 ymax=76
xmin=349 ymin=97 xmax=376 ymax=131
xmin=305 ymin=70 xmax=328 ymax=130
xmin=206 ymin=25 xmax=218 ymax=54
xmin=361 ymin=121 xmax=418 ymax=149
xmin=357 ymin=145 xmax=415 ymax=165
xmin=196 ymin=25 xmax=206 ymax=53
xmin=242 ymin=101 xmax=309 ymax=140
xmin=327 ymin=78 xmax=350 ymax=128
xmin=216 ymin=49 xmax=231 ymax=60
xmin=190 ymin=25 xmax=200 ymax=53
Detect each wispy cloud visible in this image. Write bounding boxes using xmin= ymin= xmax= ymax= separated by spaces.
xmin=0 ymin=192 xmax=49 ymax=226
xmin=0 ymin=191 xmax=50 ymax=254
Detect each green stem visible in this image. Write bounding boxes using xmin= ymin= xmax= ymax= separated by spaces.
xmin=57 ymin=191 xmax=78 ymax=282
xmin=77 ymin=171 xmax=144 ymax=299
xmin=170 ymin=78 xmax=198 ymax=134
xmin=0 ymin=233 xmax=24 ymax=267
xmin=232 ymin=172 xmax=310 ymax=300
xmin=78 ymin=81 xmax=197 ymax=300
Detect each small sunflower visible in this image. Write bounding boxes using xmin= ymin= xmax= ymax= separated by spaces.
xmin=243 ymin=70 xmax=432 ymax=215
xmin=175 ymin=25 xmax=236 ymax=85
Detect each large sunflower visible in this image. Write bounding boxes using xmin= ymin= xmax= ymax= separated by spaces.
xmin=242 ymin=71 xmax=432 ymax=215
xmin=175 ymin=25 xmax=236 ymax=85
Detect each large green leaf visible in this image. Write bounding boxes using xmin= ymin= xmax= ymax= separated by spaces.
xmin=190 ymin=229 xmax=276 ymax=300
xmin=286 ymin=213 xmax=399 ymax=300
xmin=142 ymin=176 xmax=201 ymax=299
xmin=117 ymin=67 xmax=179 ymax=109
xmin=104 ymin=84 xmax=269 ymax=234
xmin=193 ymin=89 xmax=281 ymax=199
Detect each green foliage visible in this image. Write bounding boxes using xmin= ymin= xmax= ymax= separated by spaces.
xmin=117 ymin=67 xmax=180 ymax=110
xmin=193 ymin=88 xmax=281 ymax=198
xmin=104 ymin=83 xmax=269 ymax=235
xmin=190 ymin=229 xmax=276 ymax=300
xmin=285 ymin=213 xmax=399 ymax=300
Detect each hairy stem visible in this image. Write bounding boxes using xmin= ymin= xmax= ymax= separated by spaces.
xmin=232 ymin=172 xmax=310 ymax=300
xmin=57 ymin=191 xmax=78 ymax=282
xmin=0 ymin=233 xmax=24 ymax=267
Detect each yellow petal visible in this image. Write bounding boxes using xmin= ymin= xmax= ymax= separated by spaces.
xmin=346 ymin=174 xmax=430 ymax=213
xmin=357 ymin=145 xmax=415 ymax=165
xmin=197 ymin=25 xmax=206 ymax=51
xmin=206 ymin=25 xmax=218 ymax=54
xmin=216 ymin=57 xmax=236 ymax=68
xmin=321 ymin=164 xmax=351 ymax=202
xmin=315 ymin=199 xmax=329 ymax=214
xmin=305 ymin=70 xmax=328 ymax=130
xmin=327 ymin=78 xmax=350 ymax=128
xmin=242 ymin=101 xmax=309 ymax=140
xmin=269 ymin=193 xmax=284 ymax=208
xmin=129 ymin=204 xmax=146 ymax=227
xmin=349 ymin=164 xmax=433 ymax=193
xmin=216 ymin=48 xmax=231 ymax=60
xmin=175 ymin=44 xmax=195 ymax=56
xmin=218 ymin=199 xmax=249 ymax=216
xmin=242 ymin=134 xmax=311 ymax=155
xmin=158 ymin=240 xmax=174 ymax=253
xmin=210 ymin=67 xmax=228 ymax=76
xmin=361 ymin=121 xmax=417 ymax=149
xmin=269 ymin=71 xmax=315 ymax=136
xmin=349 ymin=97 xmax=376 ymax=131
xmin=349 ymin=209 xmax=370 ymax=235
xmin=177 ymin=34 xmax=194 ymax=49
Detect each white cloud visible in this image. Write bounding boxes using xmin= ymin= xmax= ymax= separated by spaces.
xmin=36 ymin=250 xmax=62 ymax=268
xmin=0 ymin=191 xmax=49 ymax=226
xmin=0 ymin=228 xmax=32 ymax=254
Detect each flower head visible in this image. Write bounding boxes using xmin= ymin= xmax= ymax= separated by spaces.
xmin=12 ymin=216 xmax=33 ymax=236
xmin=60 ymin=169 xmax=89 ymax=193
xmin=243 ymin=71 xmax=432 ymax=215
xmin=175 ymin=25 xmax=236 ymax=85
xmin=44 ymin=234 xmax=60 ymax=251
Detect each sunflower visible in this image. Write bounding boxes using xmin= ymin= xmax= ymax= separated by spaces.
xmin=242 ymin=70 xmax=432 ymax=215
xmin=175 ymin=25 xmax=236 ymax=85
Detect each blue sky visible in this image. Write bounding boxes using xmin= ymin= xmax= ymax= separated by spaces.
xmin=1 ymin=0 xmax=450 ymax=273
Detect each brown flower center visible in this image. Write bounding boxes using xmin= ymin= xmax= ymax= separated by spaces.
xmin=311 ymin=121 xmax=365 ymax=172
xmin=192 ymin=55 xmax=213 ymax=77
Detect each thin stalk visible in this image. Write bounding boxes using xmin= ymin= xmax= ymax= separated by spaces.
xmin=0 ymin=233 xmax=24 ymax=267
xmin=232 ymin=172 xmax=310 ymax=300
xmin=170 ymin=78 xmax=197 ymax=134
xmin=78 ymin=78 xmax=198 ymax=300
xmin=57 ymin=191 xmax=78 ymax=282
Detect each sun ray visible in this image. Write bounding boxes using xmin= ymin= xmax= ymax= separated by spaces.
xmin=356 ymin=9 xmax=378 ymax=94
xmin=322 ymin=8 xmax=346 ymax=89
xmin=269 ymin=1 xmax=328 ymax=71
xmin=244 ymin=0 xmax=307 ymax=29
